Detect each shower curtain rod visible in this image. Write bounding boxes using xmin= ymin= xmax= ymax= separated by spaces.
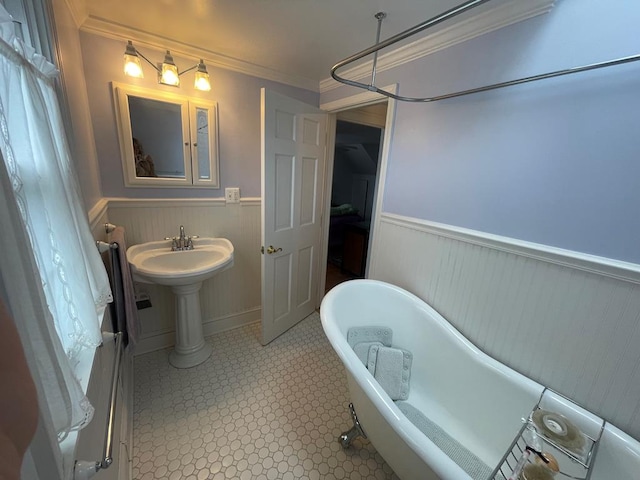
xmin=330 ymin=0 xmax=640 ymax=103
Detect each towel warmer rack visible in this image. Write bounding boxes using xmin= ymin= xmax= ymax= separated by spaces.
xmin=76 ymin=223 xmax=127 ymax=478
xmin=96 ymin=240 xmax=117 ymax=253
xmin=330 ymin=0 xmax=640 ymax=103
xmin=96 ymin=224 xmax=119 ymax=253
xmin=73 ymin=332 xmax=124 ymax=479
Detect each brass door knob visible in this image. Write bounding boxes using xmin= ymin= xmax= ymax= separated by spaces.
xmin=266 ymin=245 xmax=282 ymax=254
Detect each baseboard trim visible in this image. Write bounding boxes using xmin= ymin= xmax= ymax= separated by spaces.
xmin=380 ymin=212 xmax=640 ymax=284
xmin=132 ymin=307 xmax=262 ymax=356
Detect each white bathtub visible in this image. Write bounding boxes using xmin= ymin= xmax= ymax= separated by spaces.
xmin=320 ymin=279 xmax=546 ymax=479
xmin=320 ymin=279 xmax=640 ymax=480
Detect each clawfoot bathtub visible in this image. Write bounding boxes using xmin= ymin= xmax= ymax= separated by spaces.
xmin=320 ymin=280 xmax=543 ymax=479
xmin=320 ymin=280 xmax=640 ymax=480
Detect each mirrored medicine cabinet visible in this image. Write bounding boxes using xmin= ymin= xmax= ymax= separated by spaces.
xmin=112 ymin=82 xmax=219 ymax=188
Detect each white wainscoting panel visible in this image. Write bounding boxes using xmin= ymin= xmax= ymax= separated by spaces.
xmin=370 ymin=213 xmax=640 ymax=440
xmin=107 ymin=199 xmax=262 ymax=354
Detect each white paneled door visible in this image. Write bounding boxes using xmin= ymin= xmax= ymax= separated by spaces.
xmin=261 ymin=89 xmax=327 ymax=345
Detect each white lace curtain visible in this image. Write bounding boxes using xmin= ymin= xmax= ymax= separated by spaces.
xmin=0 ymin=5 xmax=112 ymax=441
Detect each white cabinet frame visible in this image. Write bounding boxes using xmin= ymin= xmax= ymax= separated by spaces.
xmin=112 ymin=82 xmax=219 ymax=188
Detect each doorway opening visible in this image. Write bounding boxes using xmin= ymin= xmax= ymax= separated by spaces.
xmin=325 ymin=102 xmax=387 ymax=292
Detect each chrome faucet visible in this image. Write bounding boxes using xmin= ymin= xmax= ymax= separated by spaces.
xmin=165 ymin=225 xmax=198 ymax=251
xmin=179 ymin=225 xmax=186 ymax=249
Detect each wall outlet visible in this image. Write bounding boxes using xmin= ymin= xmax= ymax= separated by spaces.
xmin=135 ymin=292 xmax=152 ymax=310
xmin=225 ymin=187 xmax=240 ymax=204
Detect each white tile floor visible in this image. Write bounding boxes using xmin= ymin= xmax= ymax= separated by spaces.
xmin=132 ymin=312 xmax=400 ymax=480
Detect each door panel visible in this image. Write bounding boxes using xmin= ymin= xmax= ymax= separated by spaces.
xmin=276 ymin=110 xmax=296 ymax=141
xmin=296 ymin=246 xmax=313 ymax=307
xmin=300 ymin=157 xmax=318 ymax=226
xmin=261 ymin=89 xmax=327 ymax=344
xmin=274 ymin=154 xmax=294 ymax=231
xmin=272 ymin=253 xmax=292 ymax=321
xmin=302 ymin=117 xmax=320 ymax=145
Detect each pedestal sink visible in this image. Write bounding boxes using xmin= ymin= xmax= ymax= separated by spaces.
xmin=127 ymin=238 xmax=234 ymax=368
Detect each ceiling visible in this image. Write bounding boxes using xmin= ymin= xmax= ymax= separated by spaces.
xmin=335 ymin=120 xmax=383 ymax=176
xmin=81 ymin=0 xmax=512 ymax=89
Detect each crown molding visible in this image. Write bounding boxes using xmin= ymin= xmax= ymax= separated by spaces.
xmin=320 ymin=0 xmax=555 ymax=94
xmin=62 ymin=0 xmax=87 ymax=28
xmin=80 ymin=16 xmax=320 ymax=92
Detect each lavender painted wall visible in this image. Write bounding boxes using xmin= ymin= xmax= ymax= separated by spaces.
xmin=51 ymin=0 xmax=104 ymax=211
xmin=322 ymin=0 xmax=640 ymax=264
xmin=80 ymin=32 xmax=319 ymax=198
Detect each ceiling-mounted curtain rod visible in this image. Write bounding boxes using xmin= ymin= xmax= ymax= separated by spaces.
xmin=330 ymin=0 xmax=640 ymax=103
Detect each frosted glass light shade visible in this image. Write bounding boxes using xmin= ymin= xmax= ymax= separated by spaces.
xmin=160 ymin=51 xmax=180 ymax=86
xmin=124 ymin=55 xmax=144 ymax=78
xmin=194 ymin=61 xmax=211 ymax=91
xmin=123 ymin=41 xmax=144 ymax=78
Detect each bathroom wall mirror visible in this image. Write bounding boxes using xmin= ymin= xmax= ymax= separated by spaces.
xmin=112 ymin=82 xmax=219 ymax=188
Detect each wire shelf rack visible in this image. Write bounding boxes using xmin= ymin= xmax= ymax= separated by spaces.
xmin=489 ymin=389 xmax=604 ymax=480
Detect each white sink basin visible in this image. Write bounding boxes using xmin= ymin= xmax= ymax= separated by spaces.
xmin=127 ymin=237 xmax=234 ymax=286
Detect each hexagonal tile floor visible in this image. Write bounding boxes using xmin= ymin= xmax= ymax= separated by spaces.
xmin=132 ymin=312 xmax=400 ymax=480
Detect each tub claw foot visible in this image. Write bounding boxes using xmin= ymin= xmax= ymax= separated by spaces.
xmin=339 ymin=403 xmax=367 ymax=448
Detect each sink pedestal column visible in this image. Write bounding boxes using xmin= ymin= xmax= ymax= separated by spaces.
xmin=169 ymin=281 xmax=212 ymax=368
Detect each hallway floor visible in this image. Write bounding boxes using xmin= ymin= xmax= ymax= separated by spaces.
xmin=325 ymin=262 xmax=359 ymax=293
xmin=132 ymin=313 xmax=400 ymax=480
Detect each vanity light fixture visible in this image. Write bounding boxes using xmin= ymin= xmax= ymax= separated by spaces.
xmin=123 ymin=41 xmax=212 ymax=92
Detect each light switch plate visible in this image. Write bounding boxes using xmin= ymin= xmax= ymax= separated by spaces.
xmin=225 ymin=187 xmax=240 ymax=204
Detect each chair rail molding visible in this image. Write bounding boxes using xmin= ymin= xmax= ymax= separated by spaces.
xmin=106 ymin=196 xmax=261 ymax=209
xmin=88 ymin=197 xmax=109 ymax=232
xmin=377 ymin=212 xmax=640 ymax=284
